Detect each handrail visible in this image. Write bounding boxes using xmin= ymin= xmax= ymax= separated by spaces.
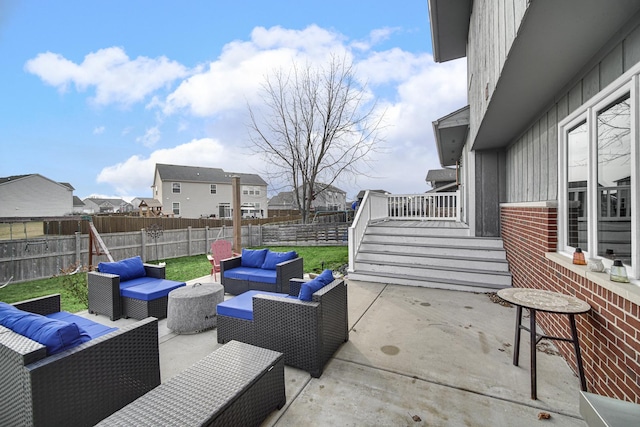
xmin=348 ymin=191 xmax=388 ymax=272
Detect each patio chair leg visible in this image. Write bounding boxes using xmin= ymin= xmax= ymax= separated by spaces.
xmin=513 ymin=305 xmax=523 ymax=366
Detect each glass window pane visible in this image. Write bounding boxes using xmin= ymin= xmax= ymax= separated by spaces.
xmin=597 ymin=94 xmax=631 ymax=265
xmin=567 ymin=121 xmax=588 ymax=249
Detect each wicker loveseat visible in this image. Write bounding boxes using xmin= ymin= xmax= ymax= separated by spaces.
xmin=88 ymin=256 xmax=185 ymax=320
xmin=220 ymin=248 xmax=304 ymax=295
xmin=217 ymin=272 xmax=349 ymax=377
xmin=0 ymin=294 xmax=160 ymax=427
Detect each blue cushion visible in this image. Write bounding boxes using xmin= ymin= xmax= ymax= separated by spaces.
xmin=0 ymin=302 xmax=91 ymax=355
xmin=299 ymin=269 xmax=334 ymax=301
xmin=47 ymin=312 xmax=117 ymax=339
xmin=216 ymin=290 xmax=288 ymax=321
xmin=261 ymin=250 xmax=297 ymax=270
xmin=245 ymin=269 xmax=277 ymax=284
xmin=240 ymin=248 xmax=268 ymax=268
xmin=223 ymin=266 xmax=257 ymax=281
xmin=98 ymin=256 xmax=146 ymax=281
xmin=120 ymin=279 xmax=186 ymax=301
xmin=119 ymin=276 xmax=157 ymax=289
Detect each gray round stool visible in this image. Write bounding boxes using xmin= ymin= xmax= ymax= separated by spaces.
xmin=167 ymin=283 xmax=224 ymax=333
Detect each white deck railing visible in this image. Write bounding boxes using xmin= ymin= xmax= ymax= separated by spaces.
xmin=348 ymin=191 xmax=460 ymax=272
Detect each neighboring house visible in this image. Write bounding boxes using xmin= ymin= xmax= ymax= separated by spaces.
xmin=428 ymin=0 xmax=640 ymax=403
xmin=131 ymin=197 xmax=164 ymax=217
xmin=268 ymin=191 xmax=296 ymax=210
xmin=72 ymin=196 xmax=85 ymax=214
xmin=82 ymin=198 xmax=133 ymax=214
xmin=425 ymin=169 xmax=457 ymax=193
xmin=270 ymin=183 xmax=347 ymax=212
xmin=152 ymin=164 xmax=269 ymax=219
xmin=0 ymin=174 xmax=74 ymax=217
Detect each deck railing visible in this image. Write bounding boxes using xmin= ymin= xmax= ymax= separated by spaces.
xmin=348 ymin=191 xmax=460 ymax=272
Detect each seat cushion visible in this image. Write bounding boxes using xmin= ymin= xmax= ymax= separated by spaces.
xmin=299 ymin=269 xmax=335 ymax=301
xmin=217 ymin=290 xmax=288 ymax=321
xmin=223 ymin=266 xmax=257 ymax=281
xmin=240 ymin=248 xmax=268 ymax=268
xmin=0 ymin=302 xmax=91 ymax=355
xmin=98 ymin=256 xmax=146 ymax=281
xmin=47 ymin=311 xmax=117 ymax=340
xmin=261 ymin=250 xmax=297 ymax=270
xmin=245 ymin=268 xmax=277 ymax=284
xmin=121 ymin=279 xmax=186 ymax=301
xmin=119 ymin=276 xmax=158 ymax=290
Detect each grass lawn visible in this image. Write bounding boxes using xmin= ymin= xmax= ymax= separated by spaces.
xmin=0 ymin=245 xmax=348 ymax=313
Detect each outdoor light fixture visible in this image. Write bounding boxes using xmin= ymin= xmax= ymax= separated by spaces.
xmin=609 ymin=259 xmax=629 ymax=283
xmin=572 ymin=248 xmax=586 ymax=265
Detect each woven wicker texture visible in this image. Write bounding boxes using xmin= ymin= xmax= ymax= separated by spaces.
xmin=96 ymin=340 xmax=285 ymax=427
xmin=220 ymin=256 xmax=303 ymax=295
xmin=0 ymin=294 xmax=161 ymax=427
xmin=217 ymin=278 xmax=349 ymax=377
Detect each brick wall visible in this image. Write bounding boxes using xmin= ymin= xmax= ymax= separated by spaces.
xmin=501 ymin=205 xmax=640 ymax=403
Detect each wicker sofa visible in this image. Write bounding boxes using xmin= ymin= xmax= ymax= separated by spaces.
xmin=0 ymin=294 xmax=161 ymax=427
xmin=217 ymin=274 xmax=349 ymax=377
xmin=88 ymin=256 xmax=185 ymax=320
xmin=220 ymin=248 xmax=304 ymax=295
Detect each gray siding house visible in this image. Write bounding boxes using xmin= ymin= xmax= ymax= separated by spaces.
xmin=0 ymin=174 xmax=74 ymax=217
xmin=82 ymin=198 xmax=133 ymax=214
xmin=152 ymin=164 xmax=268 ymax=219
xmin=429 ymin=0 xmax=640 ymax=404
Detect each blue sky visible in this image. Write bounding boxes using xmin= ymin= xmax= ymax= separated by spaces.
xmin=0 ymin=0 xmax=466 ymax=201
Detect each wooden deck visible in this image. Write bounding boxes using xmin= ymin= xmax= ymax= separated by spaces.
xmin=375 ymin=219 xmax=469 ymax=229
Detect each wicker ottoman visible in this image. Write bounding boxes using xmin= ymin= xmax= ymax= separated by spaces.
xmin=96 ymin=341 xmax=286 ymax=426
xmin=167 ymin=283 xmax=224 ymax=333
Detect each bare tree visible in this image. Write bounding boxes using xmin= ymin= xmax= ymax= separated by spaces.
xmin=247 ymin=54 xmax=385 ymax=223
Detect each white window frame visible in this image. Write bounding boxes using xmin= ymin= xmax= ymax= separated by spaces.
xmin=172 ymin=182 xmax=181 ymax=194
xmin=558 ymin=63 xmax=640 ymax=279
xmin=210 ymin=184 xmax=217 ymax=195
xmin=172 ymin=202 xmax=180 ymax=215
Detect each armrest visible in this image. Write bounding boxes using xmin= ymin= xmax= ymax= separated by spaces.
xmin=26 ymin=317 xmax=161 ymax=426
xmin=276 ymin=257 xmax=304 ymax=293
xmin=144 ymin=264 xmax=166 ymax=279
xmin=220 ymin=256 xmax=242 ymax=273
xmin=88 ymin=271 xmax=122 ymax=320
xmin=288 ymin=278 xmax=306 ymax=297
xmin=12 ymin=294 xmax=61 ymax=315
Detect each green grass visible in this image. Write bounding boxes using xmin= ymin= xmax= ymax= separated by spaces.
xmin=0 ymin=246 xmax=348 ymax=313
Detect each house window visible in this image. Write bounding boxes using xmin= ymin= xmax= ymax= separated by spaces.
xmin=559 ymin=71 xmax=637 ymax=277
xmin=172 ymin=182 xmax=181 ymax=194
xmin=172 ymin=202 xmax=180 ymax=215
xmin=210 ymin=184 xmax=217 ymax=194
xmin=242 ymin=186 xmax=261 ymax=196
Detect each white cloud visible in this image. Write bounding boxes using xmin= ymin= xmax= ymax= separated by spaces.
xmin=136 ymin=127 xmax=161 ymax=147
xmin=96 ymin=138 xmax=258 ymax=196
xmin=25 ymin=47 xmax=189 ymax=106
xmin=93 ymin=126 xmax=105 ymax=134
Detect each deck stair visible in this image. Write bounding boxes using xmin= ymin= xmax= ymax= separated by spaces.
xmin=348 ymin=221 xmax=512 ymax=292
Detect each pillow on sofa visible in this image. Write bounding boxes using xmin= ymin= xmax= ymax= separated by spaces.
xmin=241 ymin=248 xmax=268 ymax=268
xmin=261 ymin=250 xmax=297 ymax=270
xmin=0 ymin=302 xmax=91 ymax=355
xmin=298 ymin=269 xmax=335 ymax=301
xmin=98 ymin=256 xmax=146 ymax=281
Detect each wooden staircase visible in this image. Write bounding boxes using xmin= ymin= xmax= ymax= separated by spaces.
xmin=348 ymin=221 xmax=512 ymax=292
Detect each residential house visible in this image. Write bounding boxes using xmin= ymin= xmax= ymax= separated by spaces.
xmin=428 ymin=0 xmax=640 ymax=403
xmin=152 ymin=164 xmax=268 ymax=219
xmin=131 ymin=197 xmax=164 ymax=217
xmin=82 ymin=198 xmax=134 ymax=214
xmin=72 ymin=196 xmax=85 ymax=214
xmin=269 ymin=183 xmax=347 ymax=212
xmin=0 ymin=174 xmax=74 ymax=217
xmin=268 ymin=191 xmax=296 ymax=210
xmin=425 ymin=168 xmax=458 ymax=193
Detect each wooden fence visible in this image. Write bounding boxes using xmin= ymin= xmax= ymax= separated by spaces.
xmin=0 ymin=222 xmax=348 ymax=284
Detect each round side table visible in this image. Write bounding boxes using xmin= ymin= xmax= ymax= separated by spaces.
xmin=497 ymin=287 xmax=591 ymax=400
xmin=167 ymin=283 xmax=225 ymax=333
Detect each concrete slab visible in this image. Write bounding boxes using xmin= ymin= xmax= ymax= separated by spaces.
xmin=79 ymin=276 xmax=588 ymax=426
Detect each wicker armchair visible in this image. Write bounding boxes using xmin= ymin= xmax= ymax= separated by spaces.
xmin=0 ymin=294 xmax=160 ymax=427
xmin=217 ymin=278 xmax=349 ymax=377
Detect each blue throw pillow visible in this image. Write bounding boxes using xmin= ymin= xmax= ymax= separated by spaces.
xmin=261 ymin=250 xmax=297 ymax=270
xmin=298 ymin=269 xmax=334 ymax=301
xmin=98 ymin=256 xmax=146 ymax=281
xmin=241 ymin=248 xmax=269 ymax=268
xmin=0 ymin=302 xmax=91 ymax=355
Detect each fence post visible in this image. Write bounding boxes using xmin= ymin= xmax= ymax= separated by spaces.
xmin=205 ymin=226 xmax=210 ymax=253
xmin=75 ymin=232 xmax=81 ymax=266
xmin=188 ymin=226 xmax=193 ymax=256
xmin=140 ymin=229 xmax=147 ymax=262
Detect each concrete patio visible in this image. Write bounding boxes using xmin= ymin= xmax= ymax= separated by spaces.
xmin=83 ymin=276 xmax=588 ymax=426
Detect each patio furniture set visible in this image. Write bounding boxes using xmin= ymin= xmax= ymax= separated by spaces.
xmin=0 ymin=251 xmax=348 ymax=426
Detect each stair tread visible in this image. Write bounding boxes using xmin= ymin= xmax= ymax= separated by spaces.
xmin=362 ymin=240 xmax=505 ymax=251
xmin=358 ymin=249 xmax=508 ymax=264
xmin=348 ymin=271 xmax=509 ymax=289
xmin=354 ymin=260 xmax=512 ymax=276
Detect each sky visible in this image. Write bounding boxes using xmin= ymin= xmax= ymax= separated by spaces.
xmin=0 ymin=0 xmax=466 ymax=202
